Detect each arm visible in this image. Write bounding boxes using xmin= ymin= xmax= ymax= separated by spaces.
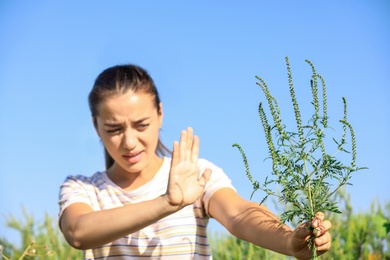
xmin=60 ymin=196 xmax=176 ymax=250
xmin=208 ymin=188 xmax=331 ymax=259
xmin=60 ymin=127 xmax=212 ymax=250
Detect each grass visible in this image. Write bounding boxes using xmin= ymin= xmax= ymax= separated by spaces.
xmin=1 ymin=192 xmax=389 ymax=259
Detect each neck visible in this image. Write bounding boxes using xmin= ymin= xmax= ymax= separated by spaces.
xmin=107 ymin=156 xmax=164 ymax=190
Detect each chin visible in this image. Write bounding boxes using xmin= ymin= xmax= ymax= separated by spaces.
xmin=124 ymin=163 xmax=145 ymax=174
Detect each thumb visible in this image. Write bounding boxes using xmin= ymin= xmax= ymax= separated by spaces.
xmin=198 ymin=168 xmax=212 ymax=186
xmin=295 ymin=212 xmax=325 ymax=240
xmin=294 ymin=221 xmax=312 ymax=241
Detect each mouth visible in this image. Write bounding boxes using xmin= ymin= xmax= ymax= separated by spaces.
xmin=122 ymin=151 xmax=143 ymax=164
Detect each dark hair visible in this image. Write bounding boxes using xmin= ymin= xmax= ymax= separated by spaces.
xmin=88 ymin=64 xmax=170 ymax=170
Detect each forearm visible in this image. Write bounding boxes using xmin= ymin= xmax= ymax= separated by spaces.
xmin=226 ymin=202 xmax=293 ymax=256
xmin=62 ymin=195 xmax=177 ymax=250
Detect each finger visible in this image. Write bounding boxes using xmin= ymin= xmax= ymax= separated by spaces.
xmin=313 ymin=219 xmax=332 ymax=237
xmin=321 ymin=220 xmax=332 ymax=232
xmin=311 ymin=212 xmax=329 ymax=237
xmin=186 ymin=127 xmax=194 ymax=160
xmin=171 ymin=141 xmax=180 ymax=166
xmin=314 ymin=232 xmax=331 ymax=252
xmin=179 ymin=129 xmax=188 ymax=161
xmin=315 ymin=212 xmax=325 ymax=221
xmin=311 ymin=213 xmax=323 ymax=230
xmin=191 ymin=135 xmax=200 ymax=163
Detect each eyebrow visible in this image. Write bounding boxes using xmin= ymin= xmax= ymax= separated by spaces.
xmin=103 ymin=117 xmax=150 ymax=127
xmin=104 ymin=123 xmax=122 ymax=128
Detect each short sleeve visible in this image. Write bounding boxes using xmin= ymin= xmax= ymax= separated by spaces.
xmin=198 ymin=159 xmax=237 ymax=217
xmin=58 ymin=175 xmax=94 ymax=218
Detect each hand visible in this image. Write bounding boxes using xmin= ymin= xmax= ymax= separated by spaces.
xmin=289 ymin=212 xmax=332 ymax=260
xmin=164 ymin=127 xmax=212 ymax=210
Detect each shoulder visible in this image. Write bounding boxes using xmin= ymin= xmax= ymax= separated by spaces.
xmin=60 ymin=172 xmax=105 ymax=188
xmin=59 ymin=172 xmax=106 ymax=205
xmin=197 ymin=158 xmax=234 ymax=187
xmin=198 ymin=158 xmax=224 ymax=172
xmin=198 ymin=158 xmax=214 ymax=167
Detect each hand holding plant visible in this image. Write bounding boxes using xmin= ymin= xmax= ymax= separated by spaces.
xmin=233 ymin=57 xmax=366 ymax=259
xmin=289 ymin=212 xmax=332 ymax=259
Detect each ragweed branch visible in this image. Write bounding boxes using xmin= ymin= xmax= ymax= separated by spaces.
xmin=233 ymin=57 xmax=366 ymax=259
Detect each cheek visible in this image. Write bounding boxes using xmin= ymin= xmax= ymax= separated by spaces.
xmin=101 ymin=135 xmax=120 ymax=149
xmin=142 ymin=128 xmax=160 ymax=146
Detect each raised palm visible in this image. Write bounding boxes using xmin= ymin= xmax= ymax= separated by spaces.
xmin=165 ymin=127 xmax=212 ymax=209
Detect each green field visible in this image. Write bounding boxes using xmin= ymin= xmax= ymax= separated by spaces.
xmin=1 ymin=192 xmax=389 ymax=259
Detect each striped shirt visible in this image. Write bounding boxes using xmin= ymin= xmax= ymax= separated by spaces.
xmin=59 ymin=157 xmax=236 ymax=259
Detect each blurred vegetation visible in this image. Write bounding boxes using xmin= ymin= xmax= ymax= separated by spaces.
xmin=1 ymin=191 xmax=389 ymax=259
xmin=0 ymin=207 xmax=83 ymax=259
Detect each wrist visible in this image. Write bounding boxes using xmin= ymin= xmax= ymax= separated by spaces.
xmin=286 ymin=232 xmax=294 ymax=257
xmin=159 ymin=194 xmax=181 ymax=214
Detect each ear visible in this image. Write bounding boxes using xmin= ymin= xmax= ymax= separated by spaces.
xmin=92 ymin=116 xmax=101 ymax=138
xmin=158 ymin=103 xmax=164 ymax=129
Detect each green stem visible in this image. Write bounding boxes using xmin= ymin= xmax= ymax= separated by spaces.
xmin=1 ymin=252 xmax=11 ymax=260
xmin=19 ymin=242 xmax=34 ymax=260
xmin=304 ymin=159 xmax=314 ymax=217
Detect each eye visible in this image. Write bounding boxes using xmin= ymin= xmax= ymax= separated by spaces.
xmin=136 ymin=123 xmax=149 ymax=131
xmin=106 ymin=128 xmax=122 ymax=134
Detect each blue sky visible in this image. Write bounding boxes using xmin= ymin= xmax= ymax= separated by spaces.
xmin=1 ymin=1 xmax=389 ymax=246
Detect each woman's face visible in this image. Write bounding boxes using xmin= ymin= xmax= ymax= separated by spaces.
xmin=94 ymin=90 xmax=163 ymax=176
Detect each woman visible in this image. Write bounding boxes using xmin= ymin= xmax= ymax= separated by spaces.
xmin=59 ymin=64 xmax=331 ymax=259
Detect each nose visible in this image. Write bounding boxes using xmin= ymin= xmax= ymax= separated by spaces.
xmin=122 ymin=130 xmax=137 ymax=150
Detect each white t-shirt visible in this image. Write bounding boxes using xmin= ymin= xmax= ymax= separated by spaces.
xmin=59 ymin=157 xmax=236 ymax=259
